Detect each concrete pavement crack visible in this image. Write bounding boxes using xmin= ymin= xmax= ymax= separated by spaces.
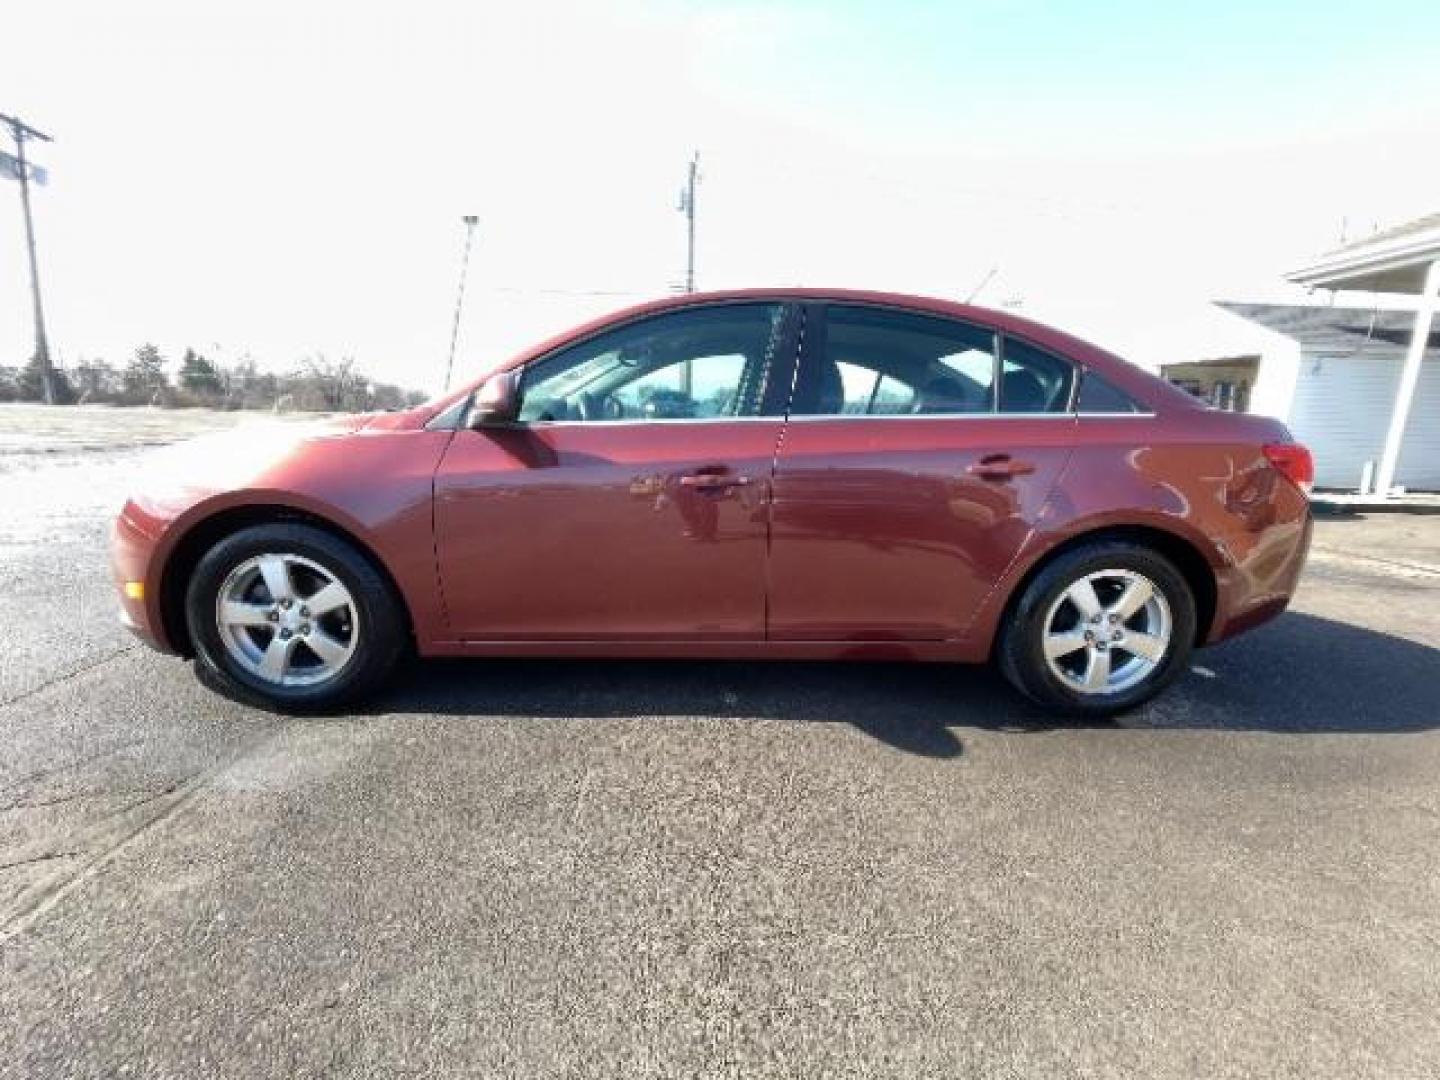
xmin=0 ymin=851 xmax=82 ymax=873
xmin=0 ymin=788 xmax=156 ymax=813
xmin=0 ymin=725 xmax=291 ymax=943
xmin=0 ymin=739 xmax=146 ymax=799
xmin=0 ymin=644 xmax=141 ymax=711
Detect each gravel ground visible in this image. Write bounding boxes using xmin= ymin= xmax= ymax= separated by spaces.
xmin=1 ymin=412 xmax=1439 ymax=1078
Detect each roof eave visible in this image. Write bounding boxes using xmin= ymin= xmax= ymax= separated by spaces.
xmin=1287 ymin=229 xmax=1440 ymax=292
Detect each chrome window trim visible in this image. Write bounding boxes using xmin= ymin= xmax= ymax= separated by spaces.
xmin=482 ymin=415 xmax=789 ymax=429
xmin=783 ymin=411 xmax=1081 ymax=422
xmin=783 ymin=408 xmax=1152 ymax=423
xmin=462 ymin=410 xmax=1158 ymax=431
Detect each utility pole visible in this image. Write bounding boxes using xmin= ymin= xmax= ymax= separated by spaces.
xmin=676 ymin=152 xmax=699 ymax=397
xmin=443 ymin=215 xmax=479 ymax=392
xmin=1 ymin=111 xmax=56 ymax=404
xmin=677 ymin=151 xmax=700 ymax=293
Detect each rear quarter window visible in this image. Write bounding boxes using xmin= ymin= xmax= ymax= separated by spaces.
xmin=1076 ymin=371 xmax=1143 ymax=413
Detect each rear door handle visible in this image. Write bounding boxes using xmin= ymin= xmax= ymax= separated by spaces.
xmin=679 ymin=472 xmax=751 ymax=490
xmin=967 ymin=454 xmax=1036 ymax=480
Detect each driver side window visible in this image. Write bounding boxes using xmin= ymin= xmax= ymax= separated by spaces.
xmin=517 ymin=304 xmax=785 ymax=422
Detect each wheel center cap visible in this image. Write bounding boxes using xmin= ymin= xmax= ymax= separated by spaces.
xmin=279 ymin=608 xmax=303 ymax=632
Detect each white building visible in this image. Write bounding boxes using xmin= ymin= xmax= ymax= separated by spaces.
xmin=1217 ymin=303 xmax=1439 ymax=490
xmin=1217 ymin=214 xmax=1440 ymax=493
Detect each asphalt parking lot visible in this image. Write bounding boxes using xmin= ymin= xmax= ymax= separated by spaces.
xmin=3 ymin=413 xmax=1439 ymax=1078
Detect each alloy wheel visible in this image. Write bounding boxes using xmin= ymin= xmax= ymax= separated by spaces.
xmin=214 ymin=553 xmax=360 ymax=687
xmin=1041 ymin=568 xmax=1172 ymax=696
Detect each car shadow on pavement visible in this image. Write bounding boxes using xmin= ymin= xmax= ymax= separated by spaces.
xmin=1173 ymin=611 xmax=1440 ymax=733
xmin=368 ymin=612 xmax=1440 ymax=757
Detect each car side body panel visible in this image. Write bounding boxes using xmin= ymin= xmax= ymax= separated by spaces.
xmin=112 ymin=288 xmax=1312 ymax=670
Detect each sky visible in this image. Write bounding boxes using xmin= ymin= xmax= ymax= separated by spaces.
xmin=3 ymin=0 xmax=1438 ymax=392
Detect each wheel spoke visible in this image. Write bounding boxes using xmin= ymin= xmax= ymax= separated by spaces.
xmin=1082 ymin=648 xmax=1112 ymax=691
xmin=1066 ymin=578 xmax=1104 ymax=621
xmin=304 ymin=580 xmax=350 ymax=616
xmin=257 ymin=556 xmax=293 ymax=602
xmin=1122 ymin=632 xmax=1167 ymax=662
xmin=220 ymin=600 xmax=272 ymax=627
xmin=1111 ymin=577 xmax=1154 ymax=621
xmin=1044 ymin=630 xmax=1090 ymax=660
xmin=304 ymin=629 xmax=350 ymax=668
xmin=257 ymin=633 xmax=299 ymax=682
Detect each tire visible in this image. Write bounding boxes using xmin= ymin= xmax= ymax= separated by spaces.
xmin=185 ymin=523 xmax=407 ymax=713
xmin=997 ymin=540 xmax=1197 ymax=716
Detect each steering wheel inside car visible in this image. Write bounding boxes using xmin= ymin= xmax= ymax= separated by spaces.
xmin=576 ymin=392 xmax=624 ymax=421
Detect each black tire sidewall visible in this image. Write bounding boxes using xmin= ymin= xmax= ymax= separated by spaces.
xmin=185 ymin=523 xmax=404 ymax=712
xmin=1001 ymin=542 xmax=1197 ymax=716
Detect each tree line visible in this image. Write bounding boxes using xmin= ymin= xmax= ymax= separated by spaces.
xmin=0 ymin=347 xmax=429 ymax=413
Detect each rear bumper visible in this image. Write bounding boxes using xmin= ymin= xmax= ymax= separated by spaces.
xmin=1206 ymin=505 xmax=1313 ymax=645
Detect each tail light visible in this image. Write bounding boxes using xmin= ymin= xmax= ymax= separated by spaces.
xmin=1263 ymin=443 xmax=1314 ymax=495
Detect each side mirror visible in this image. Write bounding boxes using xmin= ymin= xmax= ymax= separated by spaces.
xmin=467 ymin=371 xmax=520 ymax=427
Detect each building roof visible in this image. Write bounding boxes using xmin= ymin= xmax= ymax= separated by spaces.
xmin=1287 ymin=212 xmax=1440 ymax=294
xmin=1217 ymin=301 xmax=1440 ymax=354
xmin=1159 ymin=354 xmax=1259 ymax=372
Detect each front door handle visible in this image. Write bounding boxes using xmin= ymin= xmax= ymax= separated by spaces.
xmin=679 ymin=472 xmax=751 ymax=491
xmin=967 ymin=454 xmax=1036 ymax=480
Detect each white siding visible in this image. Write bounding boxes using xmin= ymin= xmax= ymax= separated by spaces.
xmin=1288 ymin=352 xmax=1440 ymax=490
xmin=1401 ymin=353 xmax=1440 ymax=490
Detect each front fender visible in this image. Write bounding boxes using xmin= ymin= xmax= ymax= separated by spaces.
xmin=127 ymin=428 xmax=454 ymax=653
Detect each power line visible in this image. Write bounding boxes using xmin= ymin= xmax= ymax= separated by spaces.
xmin=1 ymin=110 xmax=56 ymax=404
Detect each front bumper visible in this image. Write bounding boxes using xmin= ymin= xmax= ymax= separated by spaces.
xmin=110 ymin=503 xmax=175 ymax=654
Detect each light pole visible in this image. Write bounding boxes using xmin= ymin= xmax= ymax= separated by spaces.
xmin=1 ymin=111 xmax=56 ymax=404
xmin=443 ymin=215 xmax=479 ymax=392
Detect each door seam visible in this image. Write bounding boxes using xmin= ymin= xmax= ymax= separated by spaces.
xmin=763 ymin=305 xmax=806 ymax=642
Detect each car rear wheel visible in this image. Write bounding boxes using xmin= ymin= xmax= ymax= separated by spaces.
xmin=998 ymin=540 xmax=1197 ymax=715
xmin=185 ymin=523 xmax=406 ymax=712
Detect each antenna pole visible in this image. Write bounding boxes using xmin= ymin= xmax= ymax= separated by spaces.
xmin=443 ymin=215 xmax=479 ymax=392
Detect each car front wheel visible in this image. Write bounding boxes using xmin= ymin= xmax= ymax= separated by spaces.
xmin=998 ymin=541 xmax=1197 ymax=715
xmin=185 ymin=523 xmax=406 ymax=712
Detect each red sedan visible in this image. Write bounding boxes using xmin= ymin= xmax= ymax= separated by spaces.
xmin=112 ymin=289 xmax=1313 ymax=715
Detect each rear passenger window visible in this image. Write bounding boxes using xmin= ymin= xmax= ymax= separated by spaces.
xmin=998 ymin=337 xmax=1075 ymax=413
xmin=793 ymin=305 xmax=999 ymax=416
xmin=1076 ymin=371 xmax=1142 ymax=413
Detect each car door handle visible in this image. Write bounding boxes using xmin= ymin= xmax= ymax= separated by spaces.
xmin=967 ymin=455 xmax=1036 ymax=480
xmin=679 ymin=472 xmax=751 ymax=490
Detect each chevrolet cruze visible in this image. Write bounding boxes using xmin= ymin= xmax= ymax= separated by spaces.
xmin=112 ymin=289 xmax=1313 ymax=715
